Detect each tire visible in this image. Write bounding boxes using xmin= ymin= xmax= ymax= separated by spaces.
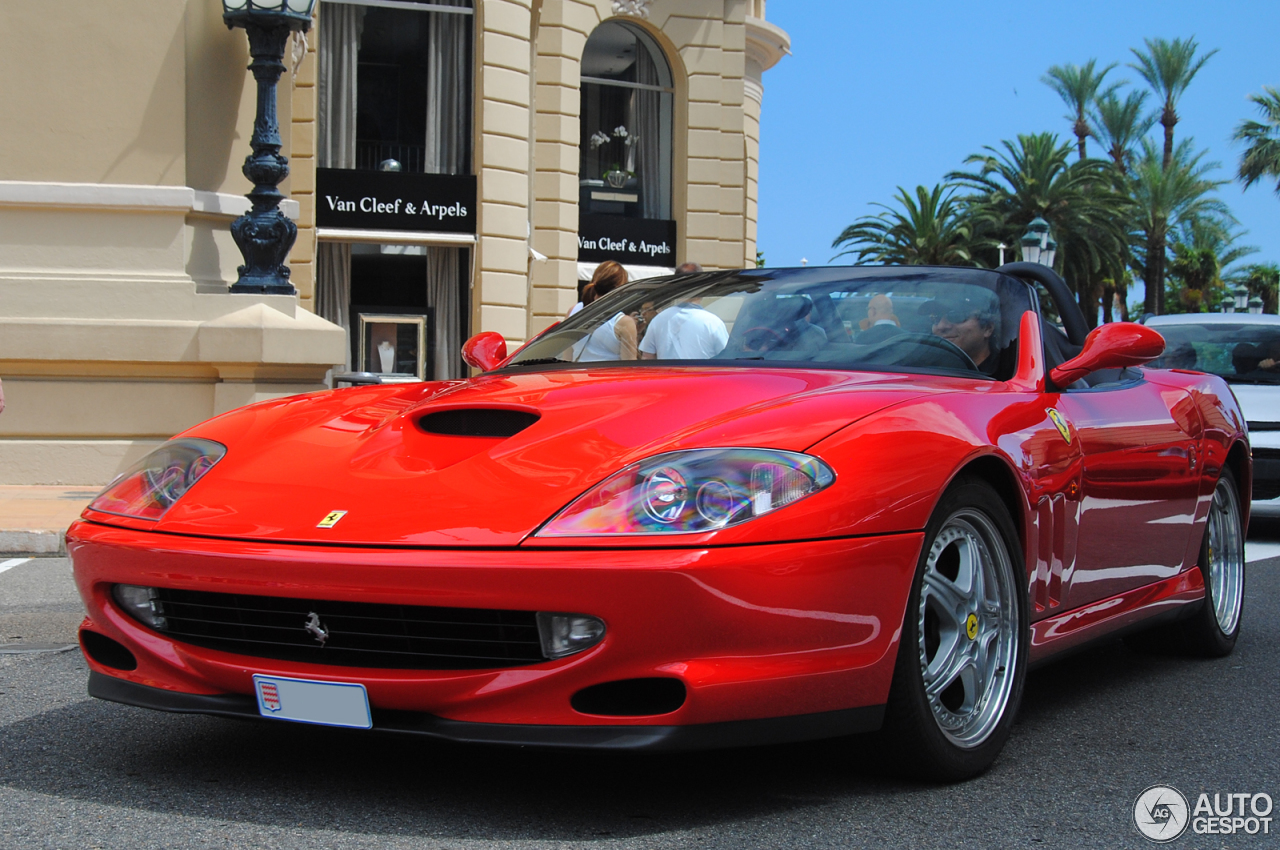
xmin=879 ymin=476 xmax=1028 ymax=782
xmin=1177 ymin=467 xmax=1246 ymax=656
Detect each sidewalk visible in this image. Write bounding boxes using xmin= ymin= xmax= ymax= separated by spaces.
xmin=0 ymin=486 xmax=99 ymax=556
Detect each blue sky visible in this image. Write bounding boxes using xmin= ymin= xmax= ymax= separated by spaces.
xmin=757 ymin=0 xmax=1279 ymax=294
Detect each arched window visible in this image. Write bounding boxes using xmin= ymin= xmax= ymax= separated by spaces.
xmin=579 ymin=21 xmax=673 ymax=220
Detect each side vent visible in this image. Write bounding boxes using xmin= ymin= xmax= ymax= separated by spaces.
xmin=419 ymin=408 xmax=539 ymax=438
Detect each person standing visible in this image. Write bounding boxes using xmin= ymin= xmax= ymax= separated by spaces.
xmin=638 ymin=297 xmax=728 ymax=360
xmin=568 ymin=260 xmax=628 ymax=318
xmin=572 ymin=262 xmax=638 ymax=361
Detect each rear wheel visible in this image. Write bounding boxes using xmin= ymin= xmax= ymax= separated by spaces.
xmin=1179 ymin=468 xmax=1245 ymax=656
xmin=880 ymin=477 xmax=1027 ymax=781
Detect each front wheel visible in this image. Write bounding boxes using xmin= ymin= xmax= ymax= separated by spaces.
xmin=880 ymin=476 xmax=1028 ymax=781
xmin=1178 ymin=467 xmax=1246 ymax=656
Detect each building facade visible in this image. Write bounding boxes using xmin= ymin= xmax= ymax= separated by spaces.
xmin=0 ymin=0 xmax=788 ymax=484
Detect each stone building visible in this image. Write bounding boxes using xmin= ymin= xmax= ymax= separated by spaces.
xmin=0 ymin=0 xmax=788 ymax=484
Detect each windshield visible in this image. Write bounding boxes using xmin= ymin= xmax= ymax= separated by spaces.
xmin=508 ymin=267 xmax=1035 ymax=380
xmin=1151 ymin=321 xmax=1280 ymax=384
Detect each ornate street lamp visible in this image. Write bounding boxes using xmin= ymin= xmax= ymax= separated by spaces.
xmin=222 ymin=0 xmax=318 ymax=294
xmin=1231 ymin=283 xmax=1249 ymax=313
xmin=1249 ymin=295 xmax=1264 ymax=314
xmin=1019 ymin=218 xmax=1053 ymax=267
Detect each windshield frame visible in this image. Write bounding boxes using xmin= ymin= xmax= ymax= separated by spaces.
xmin=499 ymin=266 xmax=1038 ymax=381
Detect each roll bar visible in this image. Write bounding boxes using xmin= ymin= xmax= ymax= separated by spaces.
xmin=996 ymin=262 xmax=1089 ymax=346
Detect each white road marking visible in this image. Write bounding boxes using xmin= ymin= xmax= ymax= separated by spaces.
xmin=0 ymin=558 xmax=31 ymax=575
xmin=1246 ymin=542 xmax=1280 ymax=563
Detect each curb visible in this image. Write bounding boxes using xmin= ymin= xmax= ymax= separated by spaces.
xmin=0 ymin=530 xmax=67 ymax=557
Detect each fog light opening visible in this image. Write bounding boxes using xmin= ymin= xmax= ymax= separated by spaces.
xmin=80 ymin=630 xmax=138 ymax=671
xmin=112 ymin=584 xmax=168 ymax=631
xmin=536 ymin=612 xmax=605 ymax=659
xmin=571 ymin=678 xmax=687 ymax=717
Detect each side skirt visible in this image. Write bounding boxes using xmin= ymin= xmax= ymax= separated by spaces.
xmin=1028 ymin=568 xmax=1205 ymax=667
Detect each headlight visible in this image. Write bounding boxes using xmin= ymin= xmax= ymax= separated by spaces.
xmin=537 ymin=448 xmax=835 ymax=536
xmin=88 ymin=438 xmax=226 ymax=520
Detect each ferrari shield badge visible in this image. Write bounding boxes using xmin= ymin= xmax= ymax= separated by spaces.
xmin=317 ymin=510 xmax=347 ymax=528
xmin=1046 ymin=409 xmax=1072 ymax=444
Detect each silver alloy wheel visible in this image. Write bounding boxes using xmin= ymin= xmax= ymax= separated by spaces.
xmin=917 ymin=509 xmax=1018 ymax=748
xmin=1206 ymin=477 xmax=1245 ymax=635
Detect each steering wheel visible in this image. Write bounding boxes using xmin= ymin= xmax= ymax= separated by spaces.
xmin=848 ymin=332 xmax=979 ymax=372
xmin=742 ymin=326 xmax=786 ymax=351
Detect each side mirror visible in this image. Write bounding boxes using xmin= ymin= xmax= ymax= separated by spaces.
xmin=461 ymin=332 xmax=508 ymax=372
xmin=1050 ymin=322 xmax=1165 ymax=387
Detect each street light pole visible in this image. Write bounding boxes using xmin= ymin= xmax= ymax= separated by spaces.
xmin=222 ymin=0 xmax=318 ymax=295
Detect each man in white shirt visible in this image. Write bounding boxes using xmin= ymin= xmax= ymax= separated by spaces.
xmin=639 ymin=299 xmax=729 ymax=360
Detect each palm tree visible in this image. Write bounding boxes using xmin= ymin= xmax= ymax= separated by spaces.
xmin=1091 ymin=90 xmax=1157 ymax=176
xmin=1042 ymin=59 xmax=1119 ymax=160
xmin=1129 ymin=37 xmax=1218 ymax=169
xmin=1234 ymin=86 xmax=1280 ymax=196
xmin=831 ymin=184 xmax=976 ymax=266
xmin=948 ymin=133 xmax=1132 ymax=325
xmin=1129 ymin=139 xmax=1229 ymax=314
xmin=1165 ymin=218 xmax=1254 ymax=313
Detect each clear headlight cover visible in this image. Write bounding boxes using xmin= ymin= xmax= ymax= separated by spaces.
xmin=88 ymin=438 xmax=226 ymax=521
xmin=537 ymin=448 xmax=835 ymax=537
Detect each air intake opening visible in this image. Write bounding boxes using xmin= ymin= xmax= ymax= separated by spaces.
xmin=571 ymin=678 xmax=687 ymax=717
xmin=419 ymin=408 xmax=539 ymax=438
xmin=80 ymin=630 xmax=138 ymax=671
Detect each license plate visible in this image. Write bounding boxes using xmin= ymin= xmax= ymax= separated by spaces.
xmin=252 ymin=674 xmax=372 ymax=729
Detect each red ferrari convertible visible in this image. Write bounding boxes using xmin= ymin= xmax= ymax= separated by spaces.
xmin=67 ymin=263 xmax=1248 ymax=780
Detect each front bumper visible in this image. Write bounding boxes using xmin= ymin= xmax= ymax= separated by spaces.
xmin=69 ymin=520 xmax=921 ymax=744
xmin=88 ymin=671 xmax=885 ymax=750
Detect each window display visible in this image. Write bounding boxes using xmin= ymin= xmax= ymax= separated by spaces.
xmin=359 ymin=313 xmax=429 ymax=380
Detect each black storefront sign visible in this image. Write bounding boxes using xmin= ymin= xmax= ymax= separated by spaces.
xmin=578 ymin=214 xmax=677 ymax=266
xmin=316 ymin=168 xmax=476 ymax=234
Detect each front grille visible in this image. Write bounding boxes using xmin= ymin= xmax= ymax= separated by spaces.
xmin=149 ymin=589 xmax=546 ymax=670
xmin=1251 ymin=447 xmax=1280 ymax=500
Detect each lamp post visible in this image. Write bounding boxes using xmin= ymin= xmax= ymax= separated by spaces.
xmin=1019 ymin=217 xmax=1054 ymax=267
xmin=1249 ymin=295 xmax=1264 ymax=315
xmin=222 ymin=0 xmax=317 ymax=295
xmin=1230 ymin=283 xmax=1249 ymax=314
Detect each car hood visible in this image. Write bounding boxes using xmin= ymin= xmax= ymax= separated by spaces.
xmin=133 ymin=367 xmax=946 ymax=546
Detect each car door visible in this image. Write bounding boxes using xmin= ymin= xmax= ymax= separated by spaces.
xmin=1052 ymin=373 xmax=1203 ymax=609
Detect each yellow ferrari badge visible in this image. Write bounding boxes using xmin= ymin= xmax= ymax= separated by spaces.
xmin=965 ymin=613 xmax=979 ymax=641
xmin=317 ymin=510 xmax=348 ymax=528
xmin=1046 ymin=408 xmax=1072 ymax=444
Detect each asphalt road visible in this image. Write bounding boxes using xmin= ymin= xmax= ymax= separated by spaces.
xmin=2 ymin=532 xmax=1279 ymax=850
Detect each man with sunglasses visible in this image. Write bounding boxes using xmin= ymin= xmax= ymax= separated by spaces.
xmin=921 ymin=290 xmax=1001 ymax=374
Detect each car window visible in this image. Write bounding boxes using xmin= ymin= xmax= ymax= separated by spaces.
xmin=1151 ymin=322 xmax=1280 ymax=385
xmin=507 ymin=268 xmax=1036 ymax=380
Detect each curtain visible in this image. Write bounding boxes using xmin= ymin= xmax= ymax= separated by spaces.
xmin=630 ymin=46 xmax=663 ymax=218
xmin=316 ymin=243 xmax=353 ymax=370
xmin=317 ymin=3 xmax=364 ymax=171
xmin=316 ymin=3 xmax=364 ymax=372
xmin=425 ymin=3 xmax=470 ymax=380
xmin=424 ymin=0 xmax=470 ymax=175
xmin=427 ymin=247 xmax=463 ymax=379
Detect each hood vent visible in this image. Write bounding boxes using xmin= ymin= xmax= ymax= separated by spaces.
xmin=418 ymin=408 xmax=540 ymax=438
